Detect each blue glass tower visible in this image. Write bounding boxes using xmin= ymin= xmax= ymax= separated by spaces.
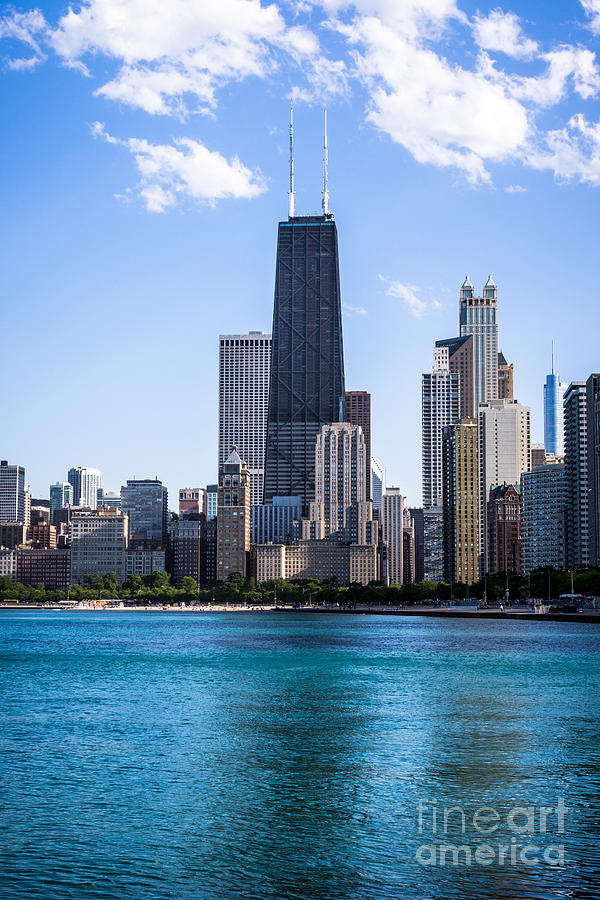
xmin=543 ymin=346 xmax=567 ymax=456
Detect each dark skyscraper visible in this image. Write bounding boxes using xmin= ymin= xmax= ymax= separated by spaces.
xmin=264 ymin=111 xmax=345 ymax=513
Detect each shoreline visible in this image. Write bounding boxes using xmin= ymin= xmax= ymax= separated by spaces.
xmin=1 ymin=603 xmax=599 ymax=623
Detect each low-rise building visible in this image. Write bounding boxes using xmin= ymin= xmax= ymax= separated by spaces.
xmin=70 ymin=507 xmax=128 ymax=584
xmin=16 ymin=548 xmax=71 ymax=590
xmin=125 ymin=548 xmax=166 ymax=578
xmin=0 ymin=549 xmax=16 ymax=579
xmin=254 ymin=540 xmax=378 ymax=586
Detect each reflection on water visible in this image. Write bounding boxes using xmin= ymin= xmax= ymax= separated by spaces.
xmin=0 ymin=611 xmax=599 ymax=899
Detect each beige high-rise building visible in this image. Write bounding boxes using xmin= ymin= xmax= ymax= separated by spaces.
xmin=478 ymin=399 xmax=531 ymax=574
xmin=442 ymin=419 xmax=479 ymax=585
xmin=256 ymin=423 xmax=378 ymax=586
xmin=216 ymin=446 xmax=251 ymax=581
xmin=305 ymin=423 xmax=375 ymax=546
xmin=381 ymin=488 xmax=405 ymax=585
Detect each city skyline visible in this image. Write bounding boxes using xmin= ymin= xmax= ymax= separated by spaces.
xmin=2 ymin=1 xmax=600 ymax=507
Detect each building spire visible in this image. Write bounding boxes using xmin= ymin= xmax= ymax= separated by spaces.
xmin=322 ymin=108 xmax=329 ymax=216
xmin=551 ymin=340 xmax=555 ymax=375
xmin=288 ymin=103 xmax=295 ymax=219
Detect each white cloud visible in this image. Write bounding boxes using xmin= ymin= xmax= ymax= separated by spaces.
xmin=337 ymin=14 xmax=529 ymax=184
xmin=0 ymin=9 xmax=46 ymax=69
xmin=472 ymin=9 xmax=537 ymax=60
xmin=379 ymin=275 xmax=441 ymax=318
xmin=505 ymin=183 xmax=527 ymax=192
xmin=527 ymin=113 xmax=600 ymax=186
xmin=581 ymin=0 xmax=600 ymax=34
xmin=92 ymin=122 xmax=267 ymax=211
xmin=343 ymin=303 xmax=368 ymax=315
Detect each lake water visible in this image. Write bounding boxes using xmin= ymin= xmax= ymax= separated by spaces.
xmin=1 ymin=610 xmax=599 ymax=899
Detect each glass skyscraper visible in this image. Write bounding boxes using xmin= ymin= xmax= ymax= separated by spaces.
xmin=264 ymin=214 xmax=345 ymax=513
xmin=544 ymin=351 xmax=567 ymax=456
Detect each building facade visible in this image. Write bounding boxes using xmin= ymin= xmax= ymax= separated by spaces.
xmin=381 ymin=488 xmax=405 ymax=585
xmin=564 ymin=382 xmax=589 ymax=568
xmin=179 ymin=488 xmax=206 ymax=518
xmin=254 ymin=540 xmax=378 ymax=586
xmin=264 ymin=214 xmax=345 ymax=513
xmin=443 ymin=419 xmax=479 ymax=585
xmin=16 ymin=548 xmax=71 ymax=590
xmin=586 ymin=374 xmax=600 ymax=567
xmin=371 ymin=458 xmax=383 ymax=514
xmin=435 ymin=335 xmax=475 ymax=420
xmin=251 ymin=495 xmax=301 ymax=545
xmin=120 ymin=479 xmax=168 ymax=545
xmin=307 ymin=423 xmax=372 ymax=544
xmin=544 ymin=368 xmax=568 ymax=458
xmin=50 ymin=482 xmax=73 ymax=524
xmin=422 ymin=345 xmax=460 ymax=510
xmin=219 ymin=331 xmax=271 ymax=506
xmin=478 ymin=399 xmax=531 ymax=574
xmin=67 ymin=466 xmax=101 ymax=510
xmin=459 ymin=276 xmax=498 ymax=411
xmin=169 ymin=517 xmax=203 ymax=584
xmin=521 ymin=463 xmax=566 ymax=574
xmin=216 ymin=447 xmax=251 ymax=581
xmin=498 ymin=351 xmax=514 ymax=400
xmin=124 ymin=548 xmax=166 ymax=578
xmin=487 ymin=483 xmax=521 ymax=575
xmin=423 ymin=506 xmax=444 ymax=582
xmin=407 ymin=507 xmax=424 ymax=583
xmin=344 ymin=391 xmax=372 ymax=499
xmin=70 ymin=508 xmax=128 ymax=584
xmin=0 ymin=460 xmax=25 ymax=524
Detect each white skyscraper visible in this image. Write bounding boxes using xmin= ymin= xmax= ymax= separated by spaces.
xmin=459 ymin=276 xmax=498 ymax=411
xmin=382 ymin=488 xmax=405 ymax=586
xmin=68 ymin=466 xmax=102 ymax=509
xmin=0 ymin=460 xmax=25 ymax=524
xmin=478 ymin=399 xmax=531 ymax=573
xmin=422 ymin=345 xmax=460 ymax=509
xmin=219 ymin=331 xmax=271 ymax=507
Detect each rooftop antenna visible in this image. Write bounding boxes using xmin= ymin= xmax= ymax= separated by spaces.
xmin=322 ymin=108 xmax=330 ymax=216
xmin=551 ymin=340 xmax=555 ymax=376
xmin=288 ymin=103 xmax=295 ymax=219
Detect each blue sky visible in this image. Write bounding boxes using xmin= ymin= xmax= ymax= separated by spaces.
xmin=1 ymin=0 xmax=599 ymax=507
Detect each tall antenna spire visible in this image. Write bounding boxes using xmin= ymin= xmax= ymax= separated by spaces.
xmin=288 ymin=103 xmax=295 ymax=219
xmin=322 ymin=108 xmax=329 ymax=216
xmin=551 ymin=340 xmax=555 ymax=375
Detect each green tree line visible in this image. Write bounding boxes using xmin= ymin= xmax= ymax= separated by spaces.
xmin=1 ymin=567 xmax=599 ymax=606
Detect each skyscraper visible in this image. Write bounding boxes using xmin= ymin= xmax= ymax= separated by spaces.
xmin=70 ymin=507 xmax=128 ymax=584
xmin=219 ymin=331 xmax=271 ymax=507
xmin=422 ymin=345 xmax=460 ymax=509
xmin=344 ymin=391 xmax=371 ymax=499
xmin=381 ymin=488 xmax=405 ymax=585
xmin=0 ymin=460 xmax=25 ymax=524
xmin=371 ymin=458 xmax=383 ymax=514
xmin=564 ymin=382 xmax=589 ymax=568
xmin=487 ymin=484 xmax=521 ymax=575
xmin=217 ymin=446 xmax=251 ymax=580
xmin=306 ymin=422 xmax=373 ymax=545
xmin=521 ymin=463 xmax=566 ymax=574
xmin=497 ymin=351 xmax=514 ymax=400
xmin=586 ymin=373 xmax=600 ymax=566
xmin=478 ymin=399 xmax=531 ymax=574
xmin=264 ymin=111 xmax=345 ymax=513
xmin=442 ymin=419 xmax=479 ymax=585
xmin=49 ymin=482 xmax=73 ymax=524
xmin=435 ymin=334 xmax=475 ymax=419
xmin=586 ymin=373 xmax=600 ymax=567
xmin=120 ymin=478 xmax=168 ymax=545
xmin=459 ymin=276 xmax=498 ymax=411
xmin=68 ymin=466 xmax=101 ymax=509
xmin=544 ymin=347 xmax=567 ymax=456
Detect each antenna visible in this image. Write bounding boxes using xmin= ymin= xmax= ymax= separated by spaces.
xmin=288 ymin=104 xmax=295 ymax=219
xmin=322 ymin=108 xmax=329 ymax=216
xmin=551 ymin=340 xmax=555 ymax=376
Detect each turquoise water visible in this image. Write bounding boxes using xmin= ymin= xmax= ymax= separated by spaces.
xmin=1 ymin=611 xmax=599 ymax=899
